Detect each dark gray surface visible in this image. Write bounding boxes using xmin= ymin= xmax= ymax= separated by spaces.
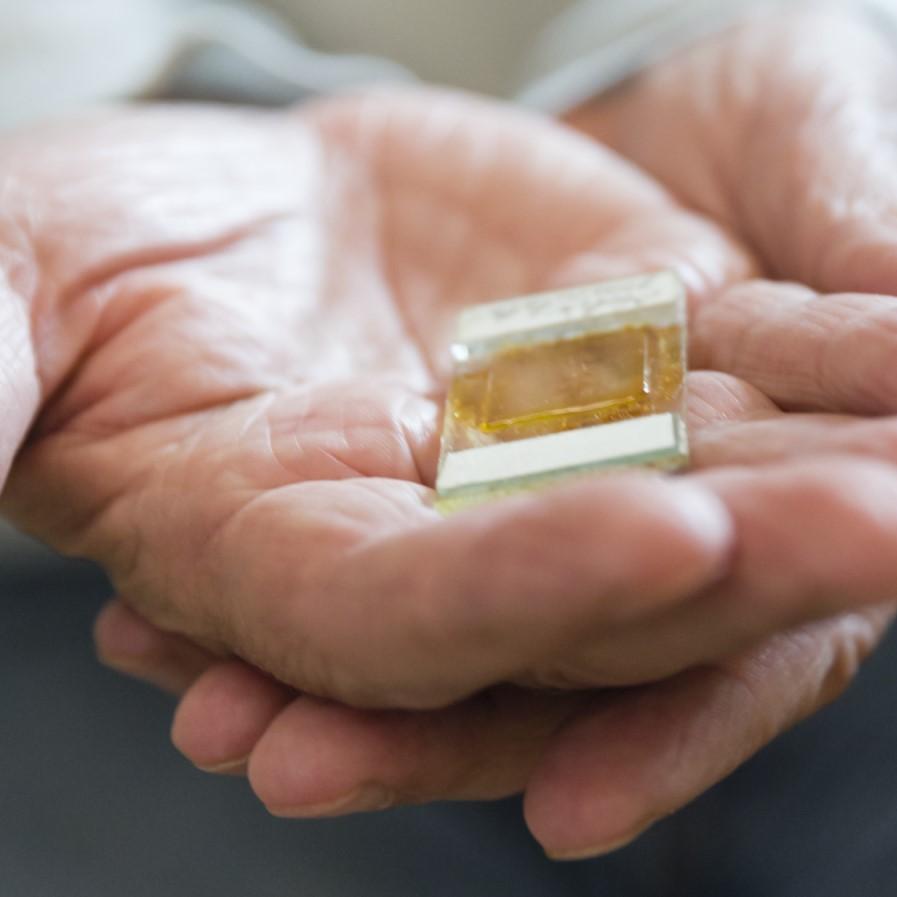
xmin=2 ymin=538 xmax=896 ymax=896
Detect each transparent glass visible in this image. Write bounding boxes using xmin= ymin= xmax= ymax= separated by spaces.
xmin=435 ymin=272 xmax=689 ymax=512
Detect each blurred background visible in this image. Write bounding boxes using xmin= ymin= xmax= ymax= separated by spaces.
xmin=2 ymin=2 xmax=897 ymax=895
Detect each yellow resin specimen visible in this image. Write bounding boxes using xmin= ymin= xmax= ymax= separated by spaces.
xmin=435 ymin=272 xmax=690 ymax=512
xmin=447 ymin=324 xmax=683 ymax=444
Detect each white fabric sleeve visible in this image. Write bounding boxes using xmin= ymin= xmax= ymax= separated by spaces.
xmin=2 ymin=0 xmax=895 ymax=130
xmin=0 ymin=0 xmax=416 ymax=130
xmin=515 ymin=0 xmax=897 ymax=113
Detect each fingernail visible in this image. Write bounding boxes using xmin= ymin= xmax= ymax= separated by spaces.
xmin=96 ymin=608 xmax=157 ymax=659
xmin=545 ymin=832 xmax=638 ymax=862
xmin=196 ymin=757 xmax=249 ymax=776
xmin=271 ymin=784 xmax=394 ymax=819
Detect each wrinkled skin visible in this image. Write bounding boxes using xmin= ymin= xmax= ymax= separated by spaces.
xmin=568 ymin=5 xmax=897 ymax=295
xmin=4 ymin=5 xmax=897 ymax=857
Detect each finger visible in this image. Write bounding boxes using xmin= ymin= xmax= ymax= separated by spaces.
xmin=211 ymin=473 xmax=732 ymax=710
xmin=165 ymin=389 xmax=871 ymax=798
xmin=163 ymin=370 xmax=739 ymax=798
xmin=94 ymin=600 xmax=296 ymax=775
xmin=239 ymin=607 xmax=897 ymax=822
xmin=691 ymin=281 xmax=897 ymax=415
xmin=686 ymin=369 xmax=897 ymax=472
xmin=93 ymin=600 xmax=217 ymax=696
xmin=692 ymin=413 xmax=897 ymax=471
xmin=545 ymin=457 xmax=897 ymax=687
xmin=524 ymin=606 xmax=896 ymax=859
xmin=172 ymin=661 xmax=294 ymax=775
xmin=685 ymin=370 xmax=781 ymax=429
xmin=173 ymin=414 xmax=897 ymax=806
xmin=247 ymin=687 xmax=586 ymax=817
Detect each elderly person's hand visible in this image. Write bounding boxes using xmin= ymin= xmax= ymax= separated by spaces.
xmin=2 ymin=88 xmax=895 ymax=859
xmin=1 ymin=90 xmax=756 ymax=706
xmin=567 ymin=3 xmax=897 ymax=297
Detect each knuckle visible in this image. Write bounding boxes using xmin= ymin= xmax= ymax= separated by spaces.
xmin=804 ymin=611 xmax=889 ymax=711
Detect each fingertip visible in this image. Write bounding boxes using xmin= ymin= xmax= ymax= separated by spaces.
xmin=542 ymin=829 xmax=648 ymax=862
xmin=582 ymin=476 xmax=735 ymax=615
xmin=473 ymin=473 xmax=733 ymax=589
xmin=172 ymin=661 xmax=292 ymax=773
xmin=701 ymin=456 xmax=897 ymax=617
xmin=93 ymin=600 xmax=156 ymax=663
xmin=522 ymin=683 xmax=689 ymax=859
xmin=93 ymin=600 xmax=213 ymax=695
xmin=661 ymin=479 xmax=734 ymax=560
xmin=439 ymin=474 xmax=736 ymax=635
xmin=247 ymin=698 xmax=387 ymax=816
xmin=524 ymin=738 xmax=657 ymax=861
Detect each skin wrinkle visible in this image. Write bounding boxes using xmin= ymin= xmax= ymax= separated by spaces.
xmin=690 ymin=285 xmax=897 ymax=415
xmin=662 ymin=671 xmax=756 ymax=802
xmin=794 ymin=117 xmax=875 ymax=289
xmin=45 ymin=441 xmax=152 ymax=583
xmin=570 ymin=8 xmax=897 ymax=289
xmin=314 ymin=107 xmax=444 ymax=385
xmin=382 ymin=176 xmax=745 ymax=381
xmin=0 ymin=219 xmax=42 ymax=474
xmin=270 ymin=388 xmax=428 ymax=483
xmin=57 ymin=211 xmax=296 ymax=308
xmin=75 ymin=378 xmax=433 ymax=657
xmin=701 ymin=27 xmax=755 ymax=235
xmin=690 ymin=373 xmax=775 ymax=427
xmin=395 ymin=391 xmax=439 ymax=487
xmin=315 ymin=150 xmax=436 ymax=389
xmin=0 ymin=213 xmax=38 ymax=316
xmin=357 ymin=89 xmax=667 ymax=220
xmin=691 ymin=416 xmax=897 ymax=472
xmin=185 ymin=478 xmax=432 ymax=696
xmin=795 ymin=297 xmax=897 ymax=413
xmin=47 ymin=382 xmax=276 ymax=443
xmin=435 ymin=691 xmax=574 ymax=801
xmin=140 ymin=450 xmax=298 ymax=641
xmin=692 ymin=288 xmax=756 ymax=385
xmin=736 ymin=12 xmax=884 ymax=283
xmin=757 ymin=27 xmax=893 ymax=287
xmin=33 ymin=214 xmax=300 ymax=438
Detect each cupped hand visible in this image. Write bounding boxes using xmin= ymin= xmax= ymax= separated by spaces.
xmin=5 ymin=88 xmax=897 ymax=858
xmin=567 ymin=3 xmax=897 ymax=296
xmin=0 ymin=89 xmax=766 ymax=710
